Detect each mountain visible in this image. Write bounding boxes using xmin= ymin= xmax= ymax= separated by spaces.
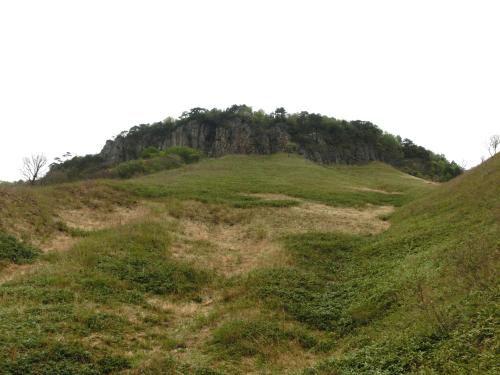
xmin=47 ymin=105 xmax=462 ymax=183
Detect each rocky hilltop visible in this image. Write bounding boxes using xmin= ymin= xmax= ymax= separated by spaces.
xmin=100 ymin=119 xmax=291 ymax=164
xmin=48 ymin=106 xmax=462 ymax=182
xmin=99 ymin=108 xmax=382 ymax=166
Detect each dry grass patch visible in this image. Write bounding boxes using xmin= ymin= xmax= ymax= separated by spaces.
xmin=58 ymin=203 xmax=152 ymax=231
xmin=171 ymin=219 xmax=292 ymax=276
xmin=351 ymin=186 xmax=403 ymax=195
xmin=38 ymin=233 xmax=77 ymax=252
xmin=246 ymin=202 xmax=394 ymax=238
xmin=285 ymin=202 xmax=393 ymax=234
xmin=145 ymin=295 xmax=221 ymax=367
xmin=148 ymin=297 xmax=214 ymax=319
xmin=243 ymin=193 xmax=303 ymax=201
xmin=167 ymin=198 xmax=393 ymax=276
xmin=0 ymin=263 xmax=36 ymax=285
xmin=1 ymin=202 xmax=160 ymax=287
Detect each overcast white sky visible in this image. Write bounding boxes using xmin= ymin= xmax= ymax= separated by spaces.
xmin=1 ymin=0 xmax=499 ymax=181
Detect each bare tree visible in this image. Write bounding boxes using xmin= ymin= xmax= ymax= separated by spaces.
xmin=488 ymin=134 xmax=500 ymax=156
xmin=21 ymin=154 xmax=48 ymax=185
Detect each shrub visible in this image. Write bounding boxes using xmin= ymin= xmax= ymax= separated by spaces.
xmin=141 ymin=146 xmax=160 ymax=159
xmin=0 ymin=232 xmax=41 ymax=264
xmin=111 ymin=155 xmax=181 ymax=179
xmin=113 ymin=160 xmax=147 ymax=179
xmin=164 ymin=146 xmax=203 ymax=164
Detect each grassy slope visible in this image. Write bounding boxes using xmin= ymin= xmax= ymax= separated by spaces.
xmin=299 ymin=154 xmax=499 ymax=374
xmin=0 ymin=181 xmax=137 ymax=244
xmin=0 ymin=154 xmax=497 ymax=374
xmin=119 ymin=154 xmax=430 ymax=207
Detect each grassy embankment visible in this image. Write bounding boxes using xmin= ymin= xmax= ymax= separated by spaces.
xmin=0 ymin=154 xmax=497 ymax=374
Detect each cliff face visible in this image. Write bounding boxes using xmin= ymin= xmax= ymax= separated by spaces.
xmin=100 ymin=120 xmax=291 ymax=164
xmin=99 ymin=119 xmax=381 ymax=165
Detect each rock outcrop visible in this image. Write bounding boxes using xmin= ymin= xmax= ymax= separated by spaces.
xmin=100 ymin=119 xmax=291 ymax=164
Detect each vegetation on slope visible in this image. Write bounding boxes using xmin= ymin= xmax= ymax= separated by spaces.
xmin=44 ymin=146 xmax=203 ymax=183
xmin=296 ymin=154 xmax=499 ymax=374
xmin=0 ymin=180 xmax=136 ymax=243
xmin=0 ymin=154 xmax=497 ymax=374
xmin=120 ymin=154 xmax=430 ymax=208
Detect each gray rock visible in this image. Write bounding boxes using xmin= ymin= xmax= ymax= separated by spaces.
xmin=99 ymin=120 xmax=378 ymax=166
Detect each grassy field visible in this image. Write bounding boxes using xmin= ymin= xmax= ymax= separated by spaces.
xmin=120 ymin=154 xmax=431 ymax=207
xmin=0 ymin=153 xmax=497 ymax=374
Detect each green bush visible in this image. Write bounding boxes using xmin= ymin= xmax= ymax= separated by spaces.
xmin=0 ymin=232 xmax=41 ymax=264
xmin=164 ymin=146 xmax=203 ymax=164
xmin=140 ymin=146 xmax=160 ymax=159
xmin=111 ymin=155 xmax=181 ymax=179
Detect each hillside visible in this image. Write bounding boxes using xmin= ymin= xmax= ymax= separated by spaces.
xmin=0 ymin=154 xmax=497 ymax=374
xmin=46 ymin=106 xmax=463 ymax=183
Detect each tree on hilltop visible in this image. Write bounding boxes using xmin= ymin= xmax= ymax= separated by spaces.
xmin=21 ymin=154 xmax=48 ymax=185
xmin=487 ymin=134 xmax=500 ymax=156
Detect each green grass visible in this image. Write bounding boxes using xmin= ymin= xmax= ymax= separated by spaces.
xmin=293 ymin=156 xmax=499 ymax=374
xmin=116 ymin=154 xmax=431 ymax=207
xmin=0 ymin=221 xmax=212 ymax=373
xmin=209 ymin=318 xmax=314 ymax=360
xmin=0 ymin=153 xmax=498 ymax=374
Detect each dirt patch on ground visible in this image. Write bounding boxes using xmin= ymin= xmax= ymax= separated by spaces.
xmin=171 ymin=220 xmax=292 ymax=276
xmin=1 ymin=203 xmax=154 ymax=285
xmin=402 ymin=174 xmax=439 ymax=185
xmin=38 ymin=234 xmax=77 ymax=252
xmin=0 ymin=263 xmax=36 ymax=285
xmin=351 ymin=187 xmax=403 ymax=195
xmin=0 ymin=234 xmax=77 ymax=286
xmin=244 ymin=201 xmax=393 ymax=237
xmin=283 ymin=203 xmax=394 ymax=234
xmin=243 ymin=193 xmax=302 ymax=201
xmin=148 ymin=296 xmax=215 ymax=319
xmin=58 ymin=204 xmax=151 ymax=231
xmin=169 ymin=198 xmax=393 ymax=276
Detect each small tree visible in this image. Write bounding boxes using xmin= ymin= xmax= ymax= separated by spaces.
xmin=487 ymin=134 xmax=500 ymax=156
xmin=50 ymin=151 xmax=73 ymax=169
xmin=21 ymin=154 xmax=48 ymax=185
